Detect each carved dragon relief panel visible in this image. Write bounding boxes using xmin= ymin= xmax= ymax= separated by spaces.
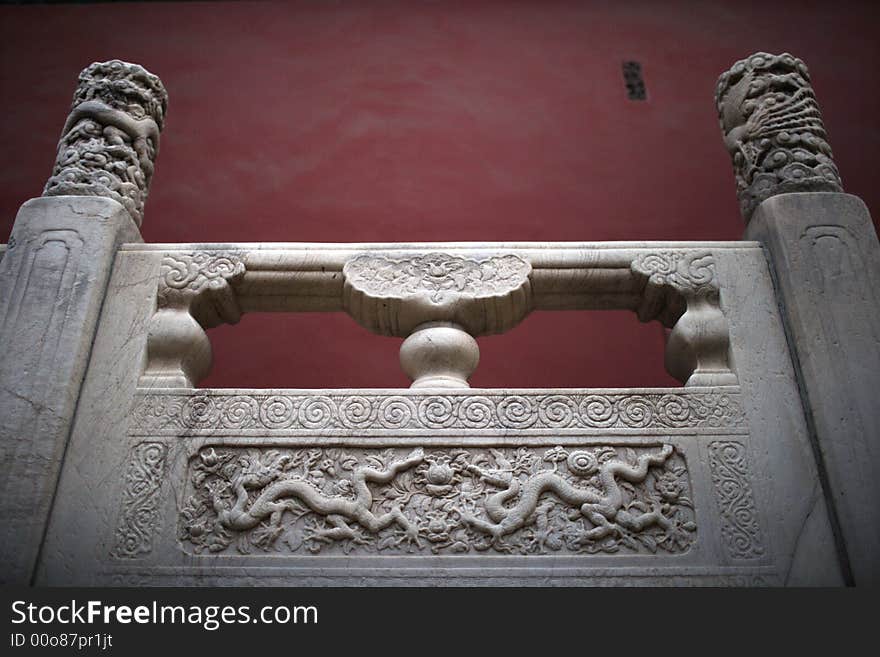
xmin=178 ymin=443 xmax=696 ymax=557
xmin=137 ymin=247 xmax=739 ymax=389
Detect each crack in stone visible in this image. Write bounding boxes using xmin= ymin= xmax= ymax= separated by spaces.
xmin=785 ymin=483 xmax=820 ymax=585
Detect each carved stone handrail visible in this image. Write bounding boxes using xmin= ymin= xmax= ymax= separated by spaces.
xmin=137 ymin=244 xmax=739 ymax=389
xmin=140 ymin=252 xmax=245 ymax=388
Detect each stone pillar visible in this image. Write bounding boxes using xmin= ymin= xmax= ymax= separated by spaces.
xmin=717 ymin=52 xmax=880 ymax=585
xmin=0 ymin=60 xmax=167 ymax=583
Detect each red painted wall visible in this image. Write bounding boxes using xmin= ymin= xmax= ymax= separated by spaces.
xmin=1 ymin=1 xmax=878 ymax=389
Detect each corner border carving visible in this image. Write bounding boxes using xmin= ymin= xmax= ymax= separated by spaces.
xmin=708 ymin=441 xmax=765 ymax=560
xmin=111 ymin=442 xmax=168 ymax=559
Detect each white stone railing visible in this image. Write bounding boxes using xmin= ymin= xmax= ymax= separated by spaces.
xmin=2 ymin=53 xmax=879 ymax=587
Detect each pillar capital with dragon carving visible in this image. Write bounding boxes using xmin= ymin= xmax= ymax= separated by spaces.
xmin=43 ymin=59 xmax=168 ymax=228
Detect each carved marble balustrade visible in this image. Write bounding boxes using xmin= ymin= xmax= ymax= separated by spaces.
xmin=16 ymin=236 xmax=831 ymax=586
xmin=1 ymin=54 xmax=877 ymax=586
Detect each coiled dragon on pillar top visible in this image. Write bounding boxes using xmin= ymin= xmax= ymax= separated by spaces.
xmin=715 ymin=52 xmax=842 ymax=221
xmin=43 ymin=60 xmax=168 ymax=227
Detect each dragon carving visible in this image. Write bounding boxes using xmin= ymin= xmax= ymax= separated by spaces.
xmin=462 ymin=445 xmax=674 ymax=542
xmin=180 ymin=444 xmax=695 ymax=556
xmin=715 ymin=52 xmax=842 ymax=220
